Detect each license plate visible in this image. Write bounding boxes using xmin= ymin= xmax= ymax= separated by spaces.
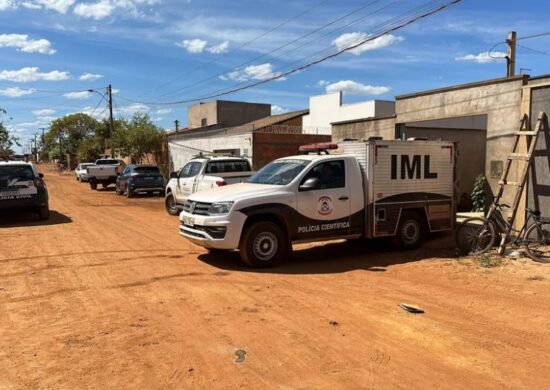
xmin=182 ymin=216 xmax=194 ymax=227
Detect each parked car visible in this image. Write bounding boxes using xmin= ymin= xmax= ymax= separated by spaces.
xmin=165 ymin=156 xmax=254 ymax=216
xmin=178 ymin=140 xmax=457 ymax=267
xmin=0 ymin=161 xmax=49 ymax=220
xmin=87 ymin=158 xmax=125 ymax=190
xmin=116 ymin=164 xmax=165 ymax=198
xmin=75 ymin=162 xmax=95 ymax=182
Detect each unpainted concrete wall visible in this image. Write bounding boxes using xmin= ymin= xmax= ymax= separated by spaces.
xmin=217 ymin=101 xmax=271 ymax=128
xmin=332 ymin=116 xmax=396 ymax=142
xmin=396 ymin=77 xmax=526 ymax=203
xmin=188 ymin=102 xmax=218 ymax=129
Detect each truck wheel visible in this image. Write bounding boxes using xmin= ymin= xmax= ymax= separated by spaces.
xmin=90 ymin=182 xmax=97 ymax=190
xmin=38 ymin=205 xmax=50 ymax=220
xmin=395 ymin=211 xmax=425 ymax=249
xmin=126 ymin=186 xmax=134 ymax=198
xmin=165 ymin=193 xmax=179 ymax=215
xmin=239 ymin=222 xmax=289 ymax=268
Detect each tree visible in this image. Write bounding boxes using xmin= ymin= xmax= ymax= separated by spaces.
xmin=0 ymin=108 xmax=19 ymax=155
xmin=112 ymin=113 xmax=163 ymax=163
xmin=77 ymin=137 xmax=104 ymax=162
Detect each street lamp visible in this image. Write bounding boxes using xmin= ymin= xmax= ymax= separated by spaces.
xmin=88 ymin=85 xmax=115 ymax=157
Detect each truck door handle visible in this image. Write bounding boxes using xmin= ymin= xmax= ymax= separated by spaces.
xmin=338 ymin=196 xmax=349 ymax=201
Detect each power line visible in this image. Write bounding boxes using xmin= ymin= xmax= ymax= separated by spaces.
xmin=149 ymin=0 xmax=387 ymax=101
xmin=139 ymin=0 xmax=332 ymax=99
xmin=122 ymin=0 xmax=461 ymax=106
xmin=517 ymin=43 xmax=550 ymax=57
xmin=518 ymin=31 xmax=550 ymax=41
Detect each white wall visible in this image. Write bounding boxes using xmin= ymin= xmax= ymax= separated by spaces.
xmin=302 ymin=92 xmax=395 ymax=135
xmin=169 ymin=133 xmax=252 ymax=172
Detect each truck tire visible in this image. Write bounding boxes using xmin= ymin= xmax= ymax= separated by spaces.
xmin=126 ymin=187 xmax=134 ymax=198
xmin=38 ymin=205 xmax=50 ymax=220
xmin=394 ymin=211 xmax=425 ymax=249
xmin=239 ymin=222 xmax=289 ymax=268
xmin=165 ymin=193 xmax=179 ymax=215
xmin=90 ymin=182 xmax=97 ymax=190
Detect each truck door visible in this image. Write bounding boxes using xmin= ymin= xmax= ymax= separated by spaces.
xmin=177 ymin=162 xmax=202 ymax=201
xmin=296 ymin=159 xmax=351 ymax=240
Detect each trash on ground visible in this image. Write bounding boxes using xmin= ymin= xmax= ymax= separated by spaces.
xmin=399 ymin=303 xmax=425 ymax=314
xmin=235 ymin=349 xmax=246 ymax=363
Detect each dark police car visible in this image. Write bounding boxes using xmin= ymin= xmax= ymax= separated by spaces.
xmin=0 ymin=161 xmax=49 ymax=220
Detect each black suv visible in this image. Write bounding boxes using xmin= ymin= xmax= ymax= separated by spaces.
xmin=0 ymin=162 xmax=49 ymax=220
xmin=115 ymin=164 xmax=165 ymax=198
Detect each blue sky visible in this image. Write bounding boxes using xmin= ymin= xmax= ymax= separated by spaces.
xmin=1 ymin=0 xmax=550 ymax=152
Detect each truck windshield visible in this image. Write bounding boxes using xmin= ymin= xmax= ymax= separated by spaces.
xmin=96 ymin=159 xmax=118 ymax=165
xmin=248 ymin=159 xmax=310 ymax=185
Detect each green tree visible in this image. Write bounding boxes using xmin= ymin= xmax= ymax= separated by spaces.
xmin=0 ymin=108 xmax=19 ymax=155
xmin=471 ymin=174 xmax=487 ymax=212
xmin=77 ymin=137 xmax=104 ymax=162
xmin=112 ymin=113 xmax=162 ymax=163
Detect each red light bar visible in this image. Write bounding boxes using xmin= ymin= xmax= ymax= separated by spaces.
xmin=299 ymin=143 xmax=338 ymax=152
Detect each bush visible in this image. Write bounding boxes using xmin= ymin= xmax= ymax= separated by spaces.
xmin=471 ymin=174 xmax=487 ymax=213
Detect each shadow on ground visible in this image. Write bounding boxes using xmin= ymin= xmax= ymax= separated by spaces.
xmin=198 ymin=234 xmax=458 ymax=275
xmin=0 ymin=210 xmax=72 ymax=228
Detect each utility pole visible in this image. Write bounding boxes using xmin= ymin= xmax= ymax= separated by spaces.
xmin=174 ymin=119 xmax=179 ymax=135
xmin=108 ymin=84 xmax=115 ymax=157
xmin=33 ymin=133 xmax=38 ymax=162
xmin=506 ymin=31 xmax=517 ymax=77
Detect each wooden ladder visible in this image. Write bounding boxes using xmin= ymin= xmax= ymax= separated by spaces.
xmin=496 ymin=112 xmax=548 ymax=254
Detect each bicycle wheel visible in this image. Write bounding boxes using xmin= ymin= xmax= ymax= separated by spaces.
xmin=524 ymin=223 xmax=550 ymax=263
xmin=455 ymin=217 xmax=496 ymax=256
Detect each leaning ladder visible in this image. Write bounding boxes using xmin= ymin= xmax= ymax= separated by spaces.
xmin=496 ymin=112 xmax=548 ymax=254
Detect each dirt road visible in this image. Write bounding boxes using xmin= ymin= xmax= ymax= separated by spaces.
xmin=1 ymin=166 xmax=549 ymax=389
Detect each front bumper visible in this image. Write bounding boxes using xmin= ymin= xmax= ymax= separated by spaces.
xmin=179 ymin=210 xmax=246 ymax=250
xmin=130 ymin=185 xmax=164 ymax=193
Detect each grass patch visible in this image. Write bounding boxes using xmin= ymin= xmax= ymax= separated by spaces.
xmin=478 ymin=253 xmax=504 ymax=268
xmin=527 ymin=275 xmax=545 ymax=281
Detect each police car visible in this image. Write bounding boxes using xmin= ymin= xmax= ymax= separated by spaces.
xmin=0 ymin=161 xmax=49 ymax=220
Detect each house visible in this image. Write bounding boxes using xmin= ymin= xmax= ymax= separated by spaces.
xmin=301 ymin=91 xmax=395 ymax=135
xmin=167 ymin=103 xmax=330 ymax=171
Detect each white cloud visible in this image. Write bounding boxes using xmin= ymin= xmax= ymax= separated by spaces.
xmin=332 ymin=32 xmax=404 ymax=55
xmin=177 ymin=38 xmax=207 ymax=53
xmin=325 ymin=80 xmax=390 ymax=96
xmin=35 ymin=0 xmax=76 ymax=13
xmin=21 ymin=1 xmax=41 ymax=9
xmin=0 ymin=87 xmax=35 ymax=97
xmin=79 ymin=72 xmax=103 ymax=81
xmin=207 ymin=40 xmax=229 ymax=54
xmin=222 ymin=63 xmax=283 ymax=82
xmin=63 ymin=91 xmax=91 ymax=100
xmin=318 ymin=80 xmax=330 ymax=87
xmin=454 ymin=51 xmax=507 ymax=64
xmin=156 ymin=108 xmax=172 ymax=115
xmin=117 ymin=103 xmax=150 ymax=115
xmin=74 ymin=0 xmax=113 ymax=20
xmin=0 ymin=0 xmax=15 ymax=11
xmin=0 ymin=33 xmax=56 ymax=55
xmin=32 ymin=108 xmax=56 ymax=116
xmin=0 ymin=67 xmax=70 ymax=82
xmin=271 ymin=105 xmax=288 ymax=115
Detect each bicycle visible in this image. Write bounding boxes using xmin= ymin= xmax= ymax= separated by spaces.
xmin=455 ymin=200 xmax=550 ymax=263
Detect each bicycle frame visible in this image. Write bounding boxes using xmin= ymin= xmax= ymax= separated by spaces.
xmin=485 ymin=203 xmax=542 ymax=245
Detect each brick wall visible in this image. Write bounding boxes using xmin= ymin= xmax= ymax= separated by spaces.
xmin=252 ymin=133 xmax=331 ymax=170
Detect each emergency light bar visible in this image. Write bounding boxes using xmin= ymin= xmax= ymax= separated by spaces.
xmin=298 ymin=143 xmax=339 ymax=154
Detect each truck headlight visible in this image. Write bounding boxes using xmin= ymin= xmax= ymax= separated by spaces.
xmin=207 ymin=201 xmax=234 ymax=215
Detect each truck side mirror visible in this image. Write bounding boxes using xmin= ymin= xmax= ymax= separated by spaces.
xmin=299 ymin=177 xmax=320 ymax=192
xmin=170 ymin=171 xmax=178 ymax=179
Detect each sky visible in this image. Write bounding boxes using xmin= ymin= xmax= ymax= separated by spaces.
xmin=1 ymin=0 xmax=550 ymax=152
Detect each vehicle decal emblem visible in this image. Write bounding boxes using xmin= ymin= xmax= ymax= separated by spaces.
xmin=317 ymin=196 xmax=333 ymax=216
xmin=189 ymin=202 xmax=196 ymax=214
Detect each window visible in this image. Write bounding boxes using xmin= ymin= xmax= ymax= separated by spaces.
xmin=205 ymin=160 xmax=251 ymax=174
xmin=249 ymin=159 xmax=310 ymax=185
xmin=134 ymin=166 xmax=160 ymax=174
xmin=122 ymin=167 xmax=131 ymax=175
xmin=201 ymin=118 xmax=207 ymax=127
xmin=180 ymin=162 xmax=202 ymax=178
xmin=0 ymin=166 xmax=35 ymax=188
xmin=300 ymin=160 xmax=345 ymax=189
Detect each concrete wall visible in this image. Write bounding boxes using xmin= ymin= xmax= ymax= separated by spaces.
xmin=396 ymin=76 xmax=527 ymax=202
xmin=217 ymin=101 xmax=271 ymax=128
xmin=252 ymin=133 xmax=331 ymax=170
xmin=187 ymin=100 xmax=271 ymax=129
xmin=332 ymin=116 xmax=396 ymax=142
xmin=302 ymin=92 xmax=395 ymax=135
xmin=188 ymin=102 xmax=218 ymax=129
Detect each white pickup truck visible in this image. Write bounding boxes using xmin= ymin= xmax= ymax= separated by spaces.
xmin=165 ymin=156 xmax=254 ymax=215
xmin=179 ymin=140 xmax=457 ymax=267
xmin=87 ymin=158 xmax=125 ymax=190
